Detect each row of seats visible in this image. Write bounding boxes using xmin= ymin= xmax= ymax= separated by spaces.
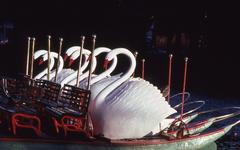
xmin=0 ymin=74 xmax=92 ymax=138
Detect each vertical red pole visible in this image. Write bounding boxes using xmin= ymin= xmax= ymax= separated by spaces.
xmin=141 ymin=59 xmax=145 ymax=79
xmin=132 ymin=51 xmax=138 ymax=77
xmin=180 ymin=57 xmax=188 ymax=120
xmin=47 ymin=35 xmax=51 ymax=81
xmin=167 ymin=54 xmax=173 ymax=102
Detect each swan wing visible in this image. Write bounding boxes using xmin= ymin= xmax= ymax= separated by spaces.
xmin=88 ymin=75 xmax=121 ymax=114
xmin=94 ymin=78 xmax=176 ymax=139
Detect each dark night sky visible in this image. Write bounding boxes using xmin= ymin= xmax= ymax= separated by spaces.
xmin=0 ymin=1 xmax=239 ymax=97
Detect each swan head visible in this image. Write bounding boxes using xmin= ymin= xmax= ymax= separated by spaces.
xmin=38 ymin=58 xmax=44 ymax=65
xmin=104 ymin=50 xmax=116 ymax=62
xmin=34 ymin=50 xmax=47 ymax=65
xmin=103 ymin=59 xmax=109 ymax=70
xmin=40 ymin=51 xmax=59 ymax=63
xmin=63 ymin=54 xmax=68 ymax=62
xmin=103 ymin=48 xmax=118 ymax=69
xmin=34 ymin=50 xmax=47 ymax=60
xmin=64 ymin=46 xmax=81 ymax=61
xmin=68 ymin=49 xmax=81 ymax=66
xmin=68 ymin=57 xmax=74 ymax=67
xmin=68 ymin=48 xmax=92 ymax=67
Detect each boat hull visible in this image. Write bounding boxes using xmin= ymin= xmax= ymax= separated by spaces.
xmin=0 ymin=127 xmax=225 ymax=150
xmin=0 ymin=140 xmax=217 ymax=150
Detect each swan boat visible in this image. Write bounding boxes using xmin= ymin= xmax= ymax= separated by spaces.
xmin=0 ymin=37 xmax=239 ymax=149
xmin=0 ymin=68 xmax=239 ymax=150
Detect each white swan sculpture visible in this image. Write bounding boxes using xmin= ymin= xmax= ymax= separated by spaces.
xmin=67 ymin=47 xmax=114 ymax=87
xmin=60 ymin=47 xmax=92 ymax=87
xmin=52 ymin=46 xmax=88 ymax=84
xmin=34 ymin=50 xmax=55 ymax=79
xmin=41 ymin=51 xmax=64 ymax=80
xmin=90 ymin=48 xmax=177 ymax=139
xmin=63 ymin=46 xmax=80 ymax=62
xmin=34 ymin=49 xmax=73 ymax=83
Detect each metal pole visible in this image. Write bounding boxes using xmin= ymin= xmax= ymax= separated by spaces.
xmin=30 ymin=38 xmax=35 ymax=79
xmin=54 ymin=38 xmax=63 ymax=82
xmin=47 ymin=35 xmax=51 ymax=81
xmin=76 ymin=36 xmax=85 ymax=87
xmin=26 ymin=37 xmax=31 ymax=75
xmin=180 ymin=57 xmax=188 ymax=120
xmin=87 ymin=35 xmax=96 ymax=90
xmin=167 ymin=54 xmax=173 ymax=102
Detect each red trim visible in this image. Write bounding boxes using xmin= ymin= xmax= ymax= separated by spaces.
xmin=52 ymin=115 xmax=89 ymax=137
xmin=52 ymin=117 xmax=62 ymax=134
xmin=38 ymin=58 xmax=44 ymax=65
xmin=68 ymin=58 xmax=74 ymax=67
xmin=167 ymin=120 xmax=209 ymax=135
xmin=141 ymin=59 xmax=145 ymax=79
xmin=103 ymin=59 xmax=109 ymax=70
xmin=63 ymin=54 xmax=68 ymax=62
xmin=167 ymin=54 xmax=172 ymax=102
xmin=61 ymin=115 xmax=85 ymax=136
xmin=181 ymin=58 xmax=188 ymax=120
xmin=12 ymin=113 xmax=41 ymax=136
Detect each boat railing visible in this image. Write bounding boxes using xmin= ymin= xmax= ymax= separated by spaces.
xmin=34 ymin=79 xmax=61 ymax=107
xmin=59 ymin=84 xmax=91 ymax=116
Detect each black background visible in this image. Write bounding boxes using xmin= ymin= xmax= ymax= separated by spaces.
xmin=0 ymin=1 xmax=239 ymax=98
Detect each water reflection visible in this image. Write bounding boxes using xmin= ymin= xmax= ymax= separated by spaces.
xmin=198 ymin=142 xmax=217 ymax=150
xmin=0 ymin=141 xmax=217 ymax=150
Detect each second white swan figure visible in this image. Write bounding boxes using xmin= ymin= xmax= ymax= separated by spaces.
xmin=90 ymin=48 xmax=177 ymax=139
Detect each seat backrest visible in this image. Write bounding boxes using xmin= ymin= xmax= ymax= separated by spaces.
xmin=5 ymin=78 xmax=17 ymax=96
xmin=3 ymin=75 xmax=39 ymax=106
xmin=1 ymin=74 xmax=32 ymax=96
xmin=35 ymin=79 xmax=61 ymax=105
xmin=0 ymin=77 xmax=12 ymax=103
xmin=15 ymin=75 xmax=35 ymax=97
xmin=60 ymin=84 xmax=91 ymax=117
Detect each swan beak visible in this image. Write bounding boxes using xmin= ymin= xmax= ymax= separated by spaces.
xmin=103 ymin=59 xmax=110 ymax=70
xmin=64 ymin=54 xmax=68 ymax=62
xmin=68 ymin=57 xmax=74 ymax=67
xmin=38 ymin=58 xmax=44 ymax=65
xmin=87 ymin=54 xmax=92 ymax=61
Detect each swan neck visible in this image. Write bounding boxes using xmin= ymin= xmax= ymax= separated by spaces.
xmin=95 ymin=48 xmax=136 ymax=106
xmin=90 ymin=56 xmax=117 ymax=85
xmin=60 ymin=49 xmax=91 ymax=86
